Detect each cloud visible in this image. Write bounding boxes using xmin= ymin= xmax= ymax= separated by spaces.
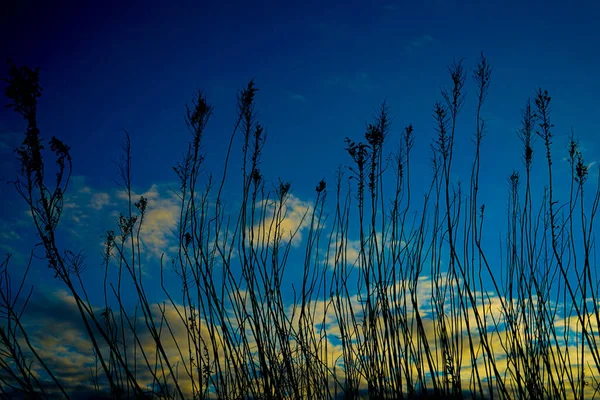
xmin=56 ymin=177 xmax=182 ymax=261
xmin=6 ymin=174 xmax=600 ymax=397
xmin=4 ymin=270 xmax=600 ymax=398
xmin=0 ymin=289 xmax=103 ymax=395
xmin=0 ymin=228 xmax=21 ymax=241
xmin=61 ymin=179 xmax=103 ymax=225
xmin=404 ymin=34 xmax=434 ymax=52
xmin=287 ymin=91 xmax=307 ymax=103
xmin=249 ymin=194 xmax=313 ymax=248
xmin=89 ymin=192 xmax=110 ymax=210
xmin=115 ymin=184 xmax=181 ymax=259
xmin=327 ymin=237 xmax=361 ymax=267
xmin=326 ymin=232 xmax=407 ymax=269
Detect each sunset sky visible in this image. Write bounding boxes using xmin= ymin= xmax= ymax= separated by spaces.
xmin=1 ymin=0 xmax=600 ymax=397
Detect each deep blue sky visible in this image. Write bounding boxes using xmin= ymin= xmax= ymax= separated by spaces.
xmin=3 ymin=1 xmax=599 ymax=195
xmin=1 ymin=1 xmax=600 ymax=381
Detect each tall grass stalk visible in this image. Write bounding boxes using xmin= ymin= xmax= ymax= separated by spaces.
xmin=2 ymin=55 xmax=600 ymax=399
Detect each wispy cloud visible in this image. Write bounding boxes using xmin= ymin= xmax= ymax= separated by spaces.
xmin=62 ymin=180 xmax=111 ymax=225
xmin=287 ymin=91 xmax=307 ymax=103
xmin=115 ymin=184 xmax=181 ymax=258
xmin=250 ymin=194 xmax=313 ymax=248
xmin=404 ymin=34 xmax=434 ymax=52
xmin=89 ymin=192 xmax=110 ymax=210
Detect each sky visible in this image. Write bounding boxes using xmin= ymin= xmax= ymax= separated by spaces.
xmin=1 ymin=0 xmax=600 ymax=397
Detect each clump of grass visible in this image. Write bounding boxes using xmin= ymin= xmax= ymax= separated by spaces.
xmin=2 ymin=54 xmax=600 ymax=399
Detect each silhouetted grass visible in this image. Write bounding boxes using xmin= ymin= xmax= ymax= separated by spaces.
xmin=1 ymin=54 xmax=600 ymax=399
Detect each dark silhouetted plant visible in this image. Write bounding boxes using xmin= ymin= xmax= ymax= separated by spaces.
xmin=2 ymin=54 xmax=600 ymax=400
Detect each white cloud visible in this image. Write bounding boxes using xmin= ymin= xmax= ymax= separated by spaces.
xmin=116 ymin=184 xmax=181 ymax=259
xmin=89 ymin=192 xmax=110 ymax=210
xmin=250 ymin=194 xmax=313 ymax=248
